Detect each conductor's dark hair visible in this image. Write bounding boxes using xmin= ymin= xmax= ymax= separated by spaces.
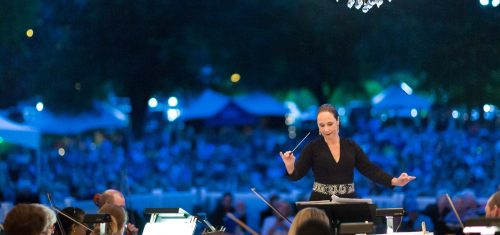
xmin=317 ymin=104 xmax=339 ymax=120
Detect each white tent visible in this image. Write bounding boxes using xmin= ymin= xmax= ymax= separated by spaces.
xmin=24 ymin=103 xmax=128 ymax=135
xmin=0 ymin=115 xmax=40 ymax=149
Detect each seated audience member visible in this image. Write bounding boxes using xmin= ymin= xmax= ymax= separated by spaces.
xmin=288 ymin=207 xmax=331 ymax=235
xmin=224 ymin=200 xmax=248 ymax=235
xmin=94 ymin=189 xmax=141 ymax=235
xmin=296 ymin=219 xmax=331 ymax=235
xmin=485 ymin=191 xmax=500 ymax=218
xmin=444 ymin=191 xmax=478 ymax=230
xmin=94 ymin=203 xmax=128 ymax=235
xmin=209 ymin=192 xmax=235 ymax=229
xmin=3 ymin=203 xmax=56 ymax=235
xmin=259 ymin=194 xmax=280 ymax=228
xmin=423 ymin=190 xmax=451 ymax=234
xmin=54 ymin=207 xmax=86 ymax=235
xmin=400 ymin=196 xmax=434 ymax=232
xmin=261 ymin=201 xmax=294 ymax=235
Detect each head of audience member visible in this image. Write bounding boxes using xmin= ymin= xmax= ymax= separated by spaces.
xmin=94 ymin=203 xmax=128 ymax=235
xmin=54 ymin=207 xmax=86 ymax=235
xmin=296 ymin=219 xmax=331 ymax=235
xmin=460 ymin=189 xmax=478 ymax=210
xmin=4 ymin=203 xmax=56 ymax=235
xmin=289 ymin=207 xmax=330 ymax=235
xmin=436 ymin=190 xmax=450 ymax=214
xmin=220 ymin=192 xmax=233 ymax=210
xmin=274 ymin=201 xmax=292 ymax=219
xmin=94 ymin=189 xmax=126 ymax=208
xmin=485 ymin=191 xmax=500 ymax=218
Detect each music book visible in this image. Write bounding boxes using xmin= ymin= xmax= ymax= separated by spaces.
xmin=296 ymin=195 xmax=372 ymax=206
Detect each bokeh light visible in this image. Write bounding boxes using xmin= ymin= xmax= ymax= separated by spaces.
xmin=168 ymin=96 xmax=178 ymax=107
xmin=36 ymin=102 xmax=44 ymax=111
xmin=148 ymin=97 xmax=158 ymax=108
xmin=58 ymin=148 xmax=66 ymax=156
xmin=26 ymin=29 xmax=34 ymax=38
xmin=230 ymin=73 xmax=241 ymax=83
xmin=480 ymin=0 xmax=489 ymax=6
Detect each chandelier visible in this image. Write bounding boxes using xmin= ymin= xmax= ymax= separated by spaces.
xmin=339 ymin=0 xmax=389 ymax=13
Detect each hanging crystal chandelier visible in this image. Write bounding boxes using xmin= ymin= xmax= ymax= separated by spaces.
xmin=340 ymin=0 xmax=389 ymax=13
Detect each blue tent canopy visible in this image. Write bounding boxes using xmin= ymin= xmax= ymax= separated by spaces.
xmin=372 ymin=86 xmax=432 ymax=116
xmin=180 ymin=89 xmax=287 ymax=125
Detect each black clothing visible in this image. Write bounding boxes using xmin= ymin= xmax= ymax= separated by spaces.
xmin=287 ymin=137 xmax=393 ymax=200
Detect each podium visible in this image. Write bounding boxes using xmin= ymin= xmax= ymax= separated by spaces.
xmin=296 ymin=201 xmax=377 ymax=234
xmin=296 ymin=199 xmax=405 ymax=235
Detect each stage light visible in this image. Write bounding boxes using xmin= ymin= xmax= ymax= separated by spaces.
xmin=168 ymin=97 xmax=178 ymax=107
xmin=452 ymin=110 xmax=460 ymax=119
xmin=148 ymin=97 xmax=158 ymax=108
xmin=480 ymin=0 xmax=490 ymax=6
xmin=231 ymin=73 xmax=241 ymax=83
xmin=493 ymin=0 xmax=499 ymax=7
xmin=410 ymin=108 xmax=418 ymax=118
xmin=36 ymin=102 xmax=44 ymax=112
xmin=26 ymin=29 xmax=34 ymax=38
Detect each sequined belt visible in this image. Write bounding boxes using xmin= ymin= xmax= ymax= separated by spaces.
xmin=313 ymin=182 xmax=355 ymax=196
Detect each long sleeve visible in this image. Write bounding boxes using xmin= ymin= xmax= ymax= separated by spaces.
xmin=352 ymin=140 xmax=393 ymax=187
xmin=286 ymin=141 xmax=314 ymax=181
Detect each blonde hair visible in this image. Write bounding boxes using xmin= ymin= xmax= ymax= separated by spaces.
xmin=288 ymin=207 xmax=330 ymax=235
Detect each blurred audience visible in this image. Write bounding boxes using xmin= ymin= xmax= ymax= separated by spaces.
xmin=209 ymin=192 xmax=235 ymax=229
xmin=400 ymin=195 xmax=434 ymax=232
xmin=423 ymin=190 xmax=452 ymax=234
xmin=261 ymin=201 xmax=294 ymax=235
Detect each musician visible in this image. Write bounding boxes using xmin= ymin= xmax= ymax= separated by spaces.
xmin=3 ymin=203 xmax=56 ymax=235
xmin=288 ymin=207 xmax=331 ymax=235
xmin=280 ymin=104 xmax=415 ymax=201
xmin=93 ymin=204 xmax=127 ymax=235
xmin=54 ymin=207 xmax=86 ymax=235
xmin=93 ymin=189 xmax=140 ymax=235
xmin=485 ymin=191 xmax=500 ymax=218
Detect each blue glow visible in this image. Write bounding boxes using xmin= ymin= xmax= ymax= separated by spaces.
xmin=168 ymin=97 xmax=178 ymax=107
xmin=400 ymin=82 xmax=413 ymax=95
xmin=480 ymin=0 xmax=489 ymax=6
xmin=36 ymin=102 xmax=44 ymax=112
xmin=411 ymin=109 xmax=418 ymax=118
xmin=148 ymin=97 xmax=158 ymax=108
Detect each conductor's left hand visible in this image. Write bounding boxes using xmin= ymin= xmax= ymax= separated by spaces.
xmin=391 ymin=173 xmax=416 ymax=187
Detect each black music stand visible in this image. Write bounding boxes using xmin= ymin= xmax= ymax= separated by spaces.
xmin=296 ymin=202 xmax=377 ymax=234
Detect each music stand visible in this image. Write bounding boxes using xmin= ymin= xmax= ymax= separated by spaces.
xmin=296 ymin=202 xmax=377 ymax=234
xmin=83 ymin=214 xmax=112 ymax=235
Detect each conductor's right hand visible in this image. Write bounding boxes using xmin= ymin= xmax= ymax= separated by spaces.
xmin=280 ymin=151 xmax=295 ymax=174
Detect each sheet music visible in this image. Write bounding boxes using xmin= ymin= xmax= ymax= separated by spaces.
xmin=331 ymin=195 xmax=373 ymax=204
